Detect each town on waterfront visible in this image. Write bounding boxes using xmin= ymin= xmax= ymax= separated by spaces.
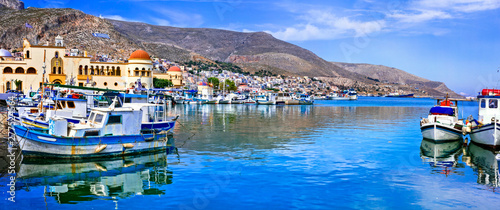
xmin=2 ymin=0 xmax=500 ymax=209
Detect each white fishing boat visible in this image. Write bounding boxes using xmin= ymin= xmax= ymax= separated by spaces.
xmin=298 ymin=94 xmax=314 ymax=105
xmin=420 ymin=97 xmax=464 ymax=141
xmin=13 ymin=98 xmax=176 ymax=158
xmin=256 ymin=93 xmax=276 ymax=105
xmin=468 ymin=89 xmax=500 ymax=149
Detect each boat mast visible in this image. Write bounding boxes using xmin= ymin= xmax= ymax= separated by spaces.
xmin=39 ymin=50 xmax=46 ymax=113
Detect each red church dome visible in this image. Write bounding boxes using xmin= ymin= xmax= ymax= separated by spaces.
xmin=129 ymin=50 xmax=150 ymax=60
xmin=168 ymin=66 xmax=181 ymax=72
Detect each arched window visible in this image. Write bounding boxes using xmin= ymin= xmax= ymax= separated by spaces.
xmin=85 ymin=65 xmax=88 ymax=75
xmin=15 ymin=67 xmax=24 ymax=74
xmin=58 ymin=67 xmax=62 ymax=74
xmin=111 ymin=66 xmax=115 ymax=76
xmin=6 ymin=81 xmax=10 ymax=91
xmin=90 ymin=66 xmax=94 ymax=75
xmin=116 ymin=67 xmax=121 ymax=76
xmin=100 ymin=66 xmax=104 ymax=75
xmin=27 ymin=67 xmax=36 ymax=74
xmin=53 ymin=67 xmax=56 ymax=74
xmin=142 ymin=68 xmax=146 ymax=70
xmin=26 ymin=50 xmax=30 ymax=59
xmin=3 ymin=67 xmax=13 ymax=73
xmin=55 ymin=51 xmax=59 ymax=58
xmin=107 ymin=66 xmax=110 ymax=76
xmin=79 ymin=65 xmax=83 ymax=75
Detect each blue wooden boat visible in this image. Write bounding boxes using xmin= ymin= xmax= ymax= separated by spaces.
xmin=13 ymin=101 xmax=176 ymax=159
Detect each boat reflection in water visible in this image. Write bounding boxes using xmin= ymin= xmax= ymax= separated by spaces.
xmin=464 ymin=142 xmax=500 ymax=188
xmin=420 ymin=138 xmax=463 ymax=176
xmin=16 ymin=137 xmax=177 ymax=205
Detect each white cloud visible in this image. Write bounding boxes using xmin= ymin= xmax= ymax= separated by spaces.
xmin=388 ymin=10 xmax=452 ymax=23
xmin=269 ymin=9 xmax=385 ymax=41
xmin=150 ymin=17 xmax=171 ymax=26
xmin=103 ymin=15 xmax=129 ymax=21
xmin=150 ymin=8 xmax=204 ymax=27
xmin=416 ymin=0 xmax=500 ymax=13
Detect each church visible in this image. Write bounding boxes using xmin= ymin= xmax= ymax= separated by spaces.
xmin=0 ymin=36 xmax=182 ymax=93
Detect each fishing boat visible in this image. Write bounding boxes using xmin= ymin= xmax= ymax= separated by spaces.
xmin=298 ymin=94 xmax=314 ymax=105
xmin=13 ymin=98 xmax=176 ymax=158
xmin=420 ymin=97 xmax=464 ymax=141
xmin=385 ymin=93 xmax=414 ymax=98
xmin=256 ymin=93 xmax=276 ymax=105
xmin=468 ymin=89 xmax=500 ymax=149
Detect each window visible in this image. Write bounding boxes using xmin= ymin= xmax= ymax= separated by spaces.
xmin=116 ymin=67 xmax=121 ymax=76
xmin=27 ymin=67 xmax=36 ymax=74
xmin=26 ymin=50 xmax=30 ymax=58
xmin=78 ymin=82 xmax=83 ymax=87
xmin=104 ymin=82 xmax=107 ymax=86
xmin=114 ymin=82 xmax=118 ymax=86
xmin=489 ymin=99 xmax=498 ymax=109
xmin=135 ymin=71 xmax=139 ymax=76
xmin=67 ymin=101 xmax=75 ymax=108
xmin=53 ymin=67 xmax=56 ymax=74
xmin=58 ymin=67 xmax=62 ymax=74
xmin=94 ymin=114 xmax=104 ymax=124
xmin=55 ymin=51 xmax=59 ymax=58
xmin=60 ymin=101 xmax=66 ymax=108
xmin=3 ymin=67 xmax=12 ymax=73
xmin=15 ymin=67 xmax=24 ymax=74
xmin=6 ymin=81 xmax=10 ymax=91
xmin=89 ymin=112 xmax=95 ymax=122
xmin=79 ymin=65 xmax=83 ymax=75
xmin=107 ymin=115 xmax=122 ymax=125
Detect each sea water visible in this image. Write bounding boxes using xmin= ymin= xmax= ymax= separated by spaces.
xmin=1 ymin=97 xmax=499 ymax=209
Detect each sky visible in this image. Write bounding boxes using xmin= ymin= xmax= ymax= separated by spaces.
xmin=21 ymin=0 xmax=500 ymax=96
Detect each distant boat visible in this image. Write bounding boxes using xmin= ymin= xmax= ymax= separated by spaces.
xmin=385 ymin=93 xmax=414 ymax=98
xmin=256 ymin=93 xmax=276 ymax=105
xmin=420 ymin=97 xmax=464 ymax=141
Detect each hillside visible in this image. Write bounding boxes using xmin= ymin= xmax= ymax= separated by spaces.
xmin=0 ymin=3 xmax=461 ymax=97
xmin=333 ymin=62 xmax=461 ymax=97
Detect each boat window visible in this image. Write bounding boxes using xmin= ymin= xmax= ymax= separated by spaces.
xmin=67 ymin=101 xmax=75 ymax=108
xmin=489 ymin=99 xmax=498 ymax=109
xmin=481 ymin=99 xmax=486 ymax=108
xmin=56 ymin=102 xmax=63 ymax=109
xmin=61 ymin=101 xmax=66 ymax=108
xmin=94 ymin=114 xmax=104 ymax=124
xmin=89 ymin=112 xmax=95 ymax=121
xmin=107 ymin=115 xmax=122 ymax=125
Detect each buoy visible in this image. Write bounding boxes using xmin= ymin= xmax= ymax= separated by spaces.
xmin=95 ymin=144 xmax=107 ymax=153
xmin=122 ymin=143 xmax=134 ymax=148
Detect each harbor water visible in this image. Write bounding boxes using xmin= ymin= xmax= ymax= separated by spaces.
xmin=1 ymin=97 xmax=499 ymax=209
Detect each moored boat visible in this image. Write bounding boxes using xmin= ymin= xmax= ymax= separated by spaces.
xmin=468 ymin=89 xmax=500 ymax=149
xmin=420 ymin=97 xmax=464 ymax=141
xmin=13 ymin=99 xmax=175 ymax=159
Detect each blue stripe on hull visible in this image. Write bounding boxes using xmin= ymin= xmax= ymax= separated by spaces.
xmin=21 ymin=146 xmax=169 ymax=159
xmin=141 ymin=121 xmax=176 ymax=131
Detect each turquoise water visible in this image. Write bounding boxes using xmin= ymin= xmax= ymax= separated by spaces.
xmin=1 ymin=97 xmax=499 ymax=209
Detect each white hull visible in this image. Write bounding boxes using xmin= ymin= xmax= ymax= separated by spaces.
xmin=470 ymin=123 xmax=500 ymax=148
xmin=421 ymin=123 xmax=462 ymax=141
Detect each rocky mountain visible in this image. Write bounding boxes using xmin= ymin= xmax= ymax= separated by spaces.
xmin=333 ymin=62 xmax=461 ymax=97
xmin=0 ymin=3 xmax=460 ymax=97
xmin=0 ymin=0 xmax=23 ymax=10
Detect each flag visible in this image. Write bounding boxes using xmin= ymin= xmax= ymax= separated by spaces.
xmin=25 ymin=22 xmax=33 ymax=28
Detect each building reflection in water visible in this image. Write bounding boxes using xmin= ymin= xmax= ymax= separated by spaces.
xmin=14 ymin=137 xmax=177 ymax=205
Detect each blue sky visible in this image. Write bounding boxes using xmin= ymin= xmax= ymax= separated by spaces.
xmin=23 ymin=0 xmax=500 ymax=96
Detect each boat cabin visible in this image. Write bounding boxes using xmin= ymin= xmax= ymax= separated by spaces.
xmin=477 ymin=89 xmax=500 ymax=123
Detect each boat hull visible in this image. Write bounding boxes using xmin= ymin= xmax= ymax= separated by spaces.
xmin=13 ymin=125 xmax=169 ymax=159
xmin=420 ymin=123 xmax=463 ymax=141
xmin=470 ymin=123 xmax=500 ymax=149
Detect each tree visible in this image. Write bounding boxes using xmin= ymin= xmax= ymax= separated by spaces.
xmin=207 ymin=77 xmax=219 ymax=89
xmin=153 ymin=77 xmax=173 ymax=88
xmin=221 ymin=79 xmax=237 ymax=91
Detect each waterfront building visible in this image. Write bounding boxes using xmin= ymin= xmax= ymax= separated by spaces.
xmin=0 ymin=37 xmax=153 ymax=93
xmin=154 ymin=66 xmax=184 ymax=88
